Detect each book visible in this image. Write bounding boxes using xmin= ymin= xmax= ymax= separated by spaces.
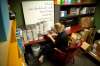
xmin=27 ymin=29 xmax=33 ymax=41
xmin=39 ymin=22 xmax=44 ymax=35
xmin=57 ymin=0 xmax=61 ymax=4
xmin=72 ymin=0 xmax=81 ymax=3
xmin=70 ymin=8 xmax=80 ymax=15
xmin=22 ymin=30 xmax=28 ymax=42
xmin=81 ymin=42 xmax=90 ymax=50
xmin=64 ymin=0 xmax=72 ymax=5
xmin=61 ymin=0 xmax=65 ymax=5
xmin=60 ymin=11 xmax=67 ymax=17
xmin=80 ymin=7 xmax=87 ymax=14
xmin=54 ymin=0 xmax=57 ymax=4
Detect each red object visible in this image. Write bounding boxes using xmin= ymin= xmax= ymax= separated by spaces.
xmin=70 ymin=24 xmax=81 ymax=33
xmin=53 ymin=48 xmax=76 ymax=64
xmin=53 ymin=42 xmax=82 ymax=64
xmin=24 ymin=39 xmax=45 ymax=47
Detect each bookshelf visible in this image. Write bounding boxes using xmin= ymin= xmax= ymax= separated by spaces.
xmin=60 ymin=13 xmax=94 ymax=20
xmin=54 ymin=0 xmax=96 ymax=29
xmin=60 ymin=2 xmax=96 ymax=7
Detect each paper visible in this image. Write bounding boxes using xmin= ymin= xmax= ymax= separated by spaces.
xmin=22 ymin=1 xmax=54 ymax=27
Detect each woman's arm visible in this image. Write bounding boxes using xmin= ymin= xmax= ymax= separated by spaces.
xmin=54 ymin=48 xmax=65 ymax=54
xmin=47 ymin=34 xmax=55 ymax=43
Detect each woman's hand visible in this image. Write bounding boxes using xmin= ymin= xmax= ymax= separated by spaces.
xmin=47 ymin=33 xmax=55 ymax=43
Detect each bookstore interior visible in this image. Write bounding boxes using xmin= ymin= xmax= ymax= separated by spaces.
xmin=0 ymin=0 xmax=100 ymax=66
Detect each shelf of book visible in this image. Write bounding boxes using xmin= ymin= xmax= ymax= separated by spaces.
xmin=60 ymin=13 xmax=94 ymax=20
xmin=60 ymin=2 xmax=96 ymax=7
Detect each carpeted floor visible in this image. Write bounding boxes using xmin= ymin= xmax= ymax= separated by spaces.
xmin=40 ymin=54 xmax=99 ymax=66
xmin=26 ymin=50 xmax=99 ymax=66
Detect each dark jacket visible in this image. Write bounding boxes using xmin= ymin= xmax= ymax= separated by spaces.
xmin=55 ymin=31 xmax=68 ymax=51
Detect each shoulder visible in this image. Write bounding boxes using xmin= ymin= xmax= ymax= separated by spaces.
xmin=60 ymin=31 xmax=68 ymax=38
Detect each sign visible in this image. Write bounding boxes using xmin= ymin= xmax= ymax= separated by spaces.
xmin=22 ymin=1 xmax=54 ymax=31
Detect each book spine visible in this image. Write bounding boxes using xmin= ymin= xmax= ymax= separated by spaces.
xmin=64 ymin=0 xmax=72 ymax=5
xmin=27 ymin=30 xmax=33 ymax=41
xmin=60 ymin=11 xmax=67 ymax=17
xmin=54 ymin=0 xmax=57 ymax=4
xmin=61 ymin=0 xmax=65 ymax=5
xmin=22 ymin=30 xmax=28 ymax=43
xmin=57 ymin=0 xmax=61 ymax=5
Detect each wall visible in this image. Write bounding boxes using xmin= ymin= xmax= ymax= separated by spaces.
xmin=10 ymin=0 xmax=53 ymax=28
xmin=54 ymin=4 xmax=60 ymax=23
xmin=9 ymin=0 xmax=25 ymax=28
xmin=94 ymin=1 xmax=100 ymax=30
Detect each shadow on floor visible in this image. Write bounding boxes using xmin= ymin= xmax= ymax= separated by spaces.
xmin=34 ymin=53 xmax=99 ymax=66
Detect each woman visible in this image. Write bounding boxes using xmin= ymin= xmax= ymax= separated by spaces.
xmin=54 ymin=23 xmax=69 ymax=52
xmin=38 ymin=22 xmax=69 ymax=63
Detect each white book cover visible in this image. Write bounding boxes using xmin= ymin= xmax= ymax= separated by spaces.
xmin=27 ymin=30 xmax=33 ymax=41
xmin=22 ymin=30 xmax=27 ymax=42
xmin=39 ymin=22 xmax=44 ymax=35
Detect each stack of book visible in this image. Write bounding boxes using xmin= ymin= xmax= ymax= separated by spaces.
xmin=80 ymin=7 xmax=96 ymax=14
xmin=60 ymin=7 xmax=95 ymax=17
xmin=69 ymin=7 xmax=80 ymax=16
xmin=60 ymin=11 xmax=67 ymax=17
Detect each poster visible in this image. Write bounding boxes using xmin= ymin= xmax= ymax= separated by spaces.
xmin=22 ymin=1 xmax=54 ymax=31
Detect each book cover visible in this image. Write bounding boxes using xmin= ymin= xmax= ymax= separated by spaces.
xmin=80 ymin=7 xmax=87 ymax=14
xmin=64 ymin=0 xmax=72 ymax=5
xmin=60 ymin=11 xmax=67 ymax=17
xmin=57 ymin=0 xmax=61 ymax=4
xmin=54 ymin=0 xmax=57 ymax=4
xmin=22 ymin=30 xmax=27 ymax=42
xmin=61 ymin=0 xmax=65 ymax=5
xmin=39 ymin=22 xmax=44 ymax=35
xmin=70 ymin=8 xmax=78 ymax=15
xmin=27 ymin=29 xmax=33 ymax=41
xmin=71 ymin=0 xmax=78 ymax=3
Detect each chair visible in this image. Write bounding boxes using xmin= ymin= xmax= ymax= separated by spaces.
xmin=43 ymin=33 xmax=82 ymax=64
xmin=53 ymin=42 xmax=82 ymax=64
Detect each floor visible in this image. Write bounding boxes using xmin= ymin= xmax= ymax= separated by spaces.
xmin=27 ymin=50 xmax=99 ymax=66
xmin=24 ymin=47 xmax=100 ymax=66
xmin=65 ymin=54 xmax=99 ymax=66
xmin=41 ymin=54 xmax=99 ymax=66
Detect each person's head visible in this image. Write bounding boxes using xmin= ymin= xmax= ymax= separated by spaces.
xmin=54 ymin=22 xmax=64 ymax=33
